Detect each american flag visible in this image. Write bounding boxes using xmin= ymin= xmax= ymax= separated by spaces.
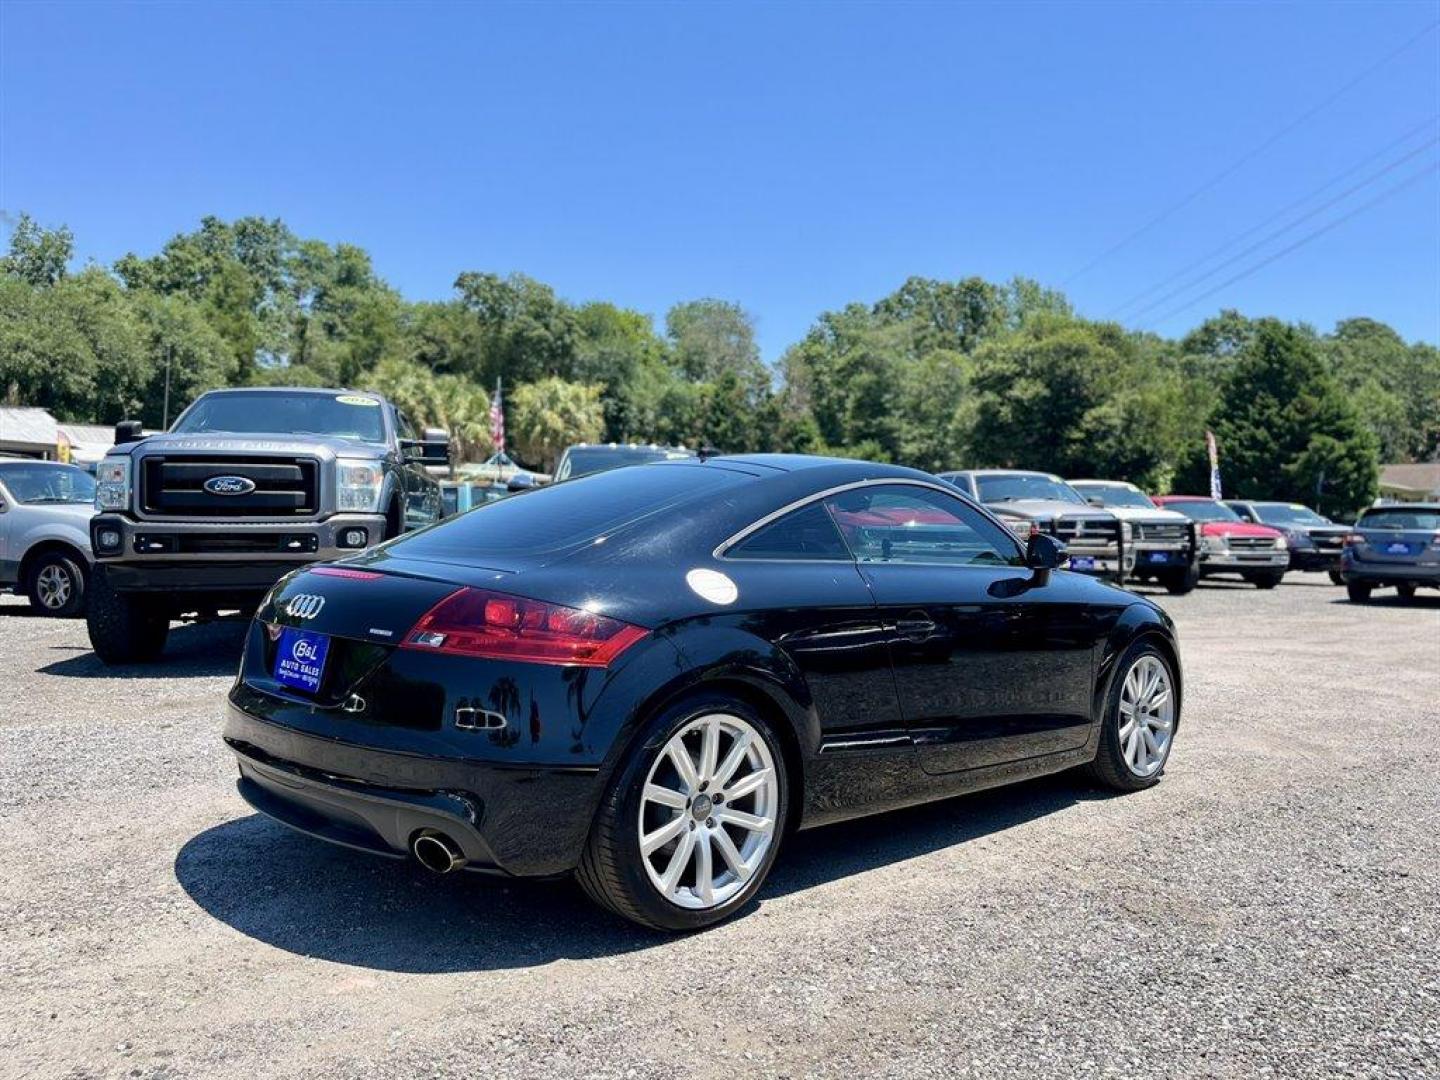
xmin=490 ymin=378 xmax=505 ymax=455
xmin=1205 ymin=429 xmax=1222 ymax=500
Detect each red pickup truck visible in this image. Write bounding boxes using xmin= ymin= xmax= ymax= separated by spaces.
xmin=1151 ymin=496 xmax=1289 ymax=589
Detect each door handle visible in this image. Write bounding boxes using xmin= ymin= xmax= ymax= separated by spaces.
xmin=895 ymin=613 xmax=937 ymax=641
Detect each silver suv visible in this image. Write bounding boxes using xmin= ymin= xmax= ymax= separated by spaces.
xmin=0 ymin=460 xmax=95 ymax=616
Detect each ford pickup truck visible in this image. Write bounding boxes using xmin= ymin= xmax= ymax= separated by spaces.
xmin=87 ymin=387 xmax=447 ymax=663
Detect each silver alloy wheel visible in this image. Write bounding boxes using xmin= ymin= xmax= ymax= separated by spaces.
xmin=1118 ymin=654 xmax=1174 ymax=778
xmin=35 ymin=563 xmax=72 ymax=610
xmin=638 ymin=712 xmax=779 ymax=910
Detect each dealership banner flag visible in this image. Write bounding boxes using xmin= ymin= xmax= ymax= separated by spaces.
xmin=490 ymin=378 xmax=505 ymax=456
xmin=1206 ymin=429 xmax=1222 ymax=500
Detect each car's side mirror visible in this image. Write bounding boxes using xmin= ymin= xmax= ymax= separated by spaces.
xmin=1085 ymin=495 xmax=1105 ymax=508
xmin=114 ymin=420 xmax=144 ymax=445
xmin=506 ymin=472 xmax=536 ymax=493
xmin=402 ymin=428 xmax=451 ymax=464
xmin=1026 ymin=532 xmax=1067 ymax=570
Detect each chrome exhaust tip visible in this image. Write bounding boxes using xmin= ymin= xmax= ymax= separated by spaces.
xmin=412 ymin=831 xmax=467 ymax=874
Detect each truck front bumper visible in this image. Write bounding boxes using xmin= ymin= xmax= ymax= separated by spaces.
xmin=91 ymin=513 xmax=387 ymax=593
xmin=1198 ymin=549 xmax=1289 ymax=571
xmin=1129 ymin=544 xmax=1193 ymax=571
xmin=1063 ymin=545 xmax=1136 ymax=578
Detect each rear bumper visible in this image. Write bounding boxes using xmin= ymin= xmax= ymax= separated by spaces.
xmin=91 ymin=513 xmax=386 ymax=592
xmin=223 ymin=700 xmax=599 ymax=878
xmin=1341 ymin=560 xmax=1440 ymax=586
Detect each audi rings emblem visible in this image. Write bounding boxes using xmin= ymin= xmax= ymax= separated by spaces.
xmin=284 ymin=594 xmax=326 ymax=620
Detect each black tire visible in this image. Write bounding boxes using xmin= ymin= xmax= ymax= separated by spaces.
xmin=25 ymin=552 xmax=87 ymax=617
xmin=86 ymin=566 xmax=169 ymax=663
xmin=1396 ymin=584 xmax=1417 ymax=600
xmin=1246 ymin=570 xmax=1283 ymax=590
xmin=577 ymin=692 xmax=790 ymax=932
xmin=383 ymin=498 xmax=403 ymax=541
xmin=1328 ymin=570 xmax=1345 ymax=586
xmin=1346 ymin=581 xmax=1372 ymax=603
xmin=1162 ymin=563 xmax=1199 ymax=595
xmin=1084 ymin=639 xmax=1177 ymax=793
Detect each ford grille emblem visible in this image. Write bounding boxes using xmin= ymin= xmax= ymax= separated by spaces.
xmin=204 ymin=475 xmax=256 ymax=496
xmin=284 ymin=594 xmax=326 ymax=620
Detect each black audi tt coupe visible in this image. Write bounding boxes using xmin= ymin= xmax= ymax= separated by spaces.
xmin=224 ymin=454 xmax=1182 ymax=930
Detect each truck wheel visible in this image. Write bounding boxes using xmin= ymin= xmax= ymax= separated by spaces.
xmin=1328 ymin=570 xmax=1345 ymax=586
xmin=1246 ymin=571 xmax=1284 ymax=590
xmin=26 ymin=553 xmax=87 ymax=617
xmin=1346 ymin=582 xmax=1372 ymax=603
xmin=86 ymin=567 xmax=169 ymax=663
xmin=383 ymin=498 xmax=403 ymax=541
xmin=1162 ymin=564 xmax=1199 ymax=595
xmin=1396 ymin=584 xmax=1417 ymax=600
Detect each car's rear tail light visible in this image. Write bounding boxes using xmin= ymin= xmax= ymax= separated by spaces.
xmin=401 ymin=587 xmax=648 ymax=667
xmin=1344 ymin=533 xmax=1365 ymax=547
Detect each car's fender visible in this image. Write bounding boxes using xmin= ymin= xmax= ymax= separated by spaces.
xmin=1092 ymin=600 xmax=1182 ymax=731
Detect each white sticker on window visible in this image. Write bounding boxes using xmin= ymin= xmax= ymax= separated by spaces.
xmin=686 ymin=568 xmax=738 ymax=606
xmin=335 ymin=395 xmax=380 ymax=406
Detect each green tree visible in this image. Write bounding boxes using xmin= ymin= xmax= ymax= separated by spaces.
xmin=665 ymin=299 xmax=767 ymax=385
xmin=969 ymin=318 xmax=1183 ymax=487
xmin=364 ymin=358 xmax=493 ymax=463
xmin=510 ymin=377 xmax=604 ymax=471
xmin=453 ymin=271 xmax=580 ymax=384
xmin=1186 ymin=320 xmax=1379 ymax=515
xmin=1 ymin=213 xmax=74 ymax=287
xmin=1322 ymin=318 xmax=1440 ymax=463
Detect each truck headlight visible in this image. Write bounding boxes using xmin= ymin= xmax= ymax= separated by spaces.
xmin=336 ymin=458 xmax=385 ymax=513
xmin=997 ymin=514 xmax=1037 ymax=538
xmin=95 ymin=456 xmax=131 ymax=511
xmin=1202 ymin=534 xmax=1226 ymax=552
xmin=1274 ymin=535 xmax=1288 ymax=551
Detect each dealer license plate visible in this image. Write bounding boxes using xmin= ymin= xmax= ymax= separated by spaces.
xmin=274 ymin=627 xmax=330 ymax=694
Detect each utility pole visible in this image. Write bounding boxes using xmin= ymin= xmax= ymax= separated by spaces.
xmin=162 ymin=345 xmax=173 ymax=429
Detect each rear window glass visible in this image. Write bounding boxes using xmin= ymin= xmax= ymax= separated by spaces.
xmin=1359 ymin=508 xmax=1440 ymax=530
xmin=390 ymin=464 xmax=748 ymax=557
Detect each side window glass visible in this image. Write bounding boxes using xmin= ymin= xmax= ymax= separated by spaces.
xmin=728 ymin=501 xmax=852 ymax=561
xmin=825 ymin=484 xmax=1022 ymax=567
xmin=395 ymin=409 xmax=417 ymax=442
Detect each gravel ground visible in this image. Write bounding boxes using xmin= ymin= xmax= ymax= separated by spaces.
xmin=0 ymin=573 xmax=1436 ymax=1080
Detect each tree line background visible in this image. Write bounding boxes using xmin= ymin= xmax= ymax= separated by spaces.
xmin=2 ymin=212 xmax=1436 ymax=515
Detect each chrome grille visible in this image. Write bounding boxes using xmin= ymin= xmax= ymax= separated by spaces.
xmin=1134 ymin=521 xmax=1187 ymax=543
xmin=140 ymin=455 xmax=319 ymax=518
xmin=1055 ymin=516 xmax=1120 ymax=545
xmin=1228 ymin=535 xmax=1278 ymax=551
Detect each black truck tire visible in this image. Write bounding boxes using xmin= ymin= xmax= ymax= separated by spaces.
xmin=86 ymin=566 xmax=170 ymax=664
xmin=1162 ymin=563 xmax=1200 ymax=595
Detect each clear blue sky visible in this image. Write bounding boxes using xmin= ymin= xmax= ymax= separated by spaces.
xmin=2 ymin=1 xmax=1437 ymax=358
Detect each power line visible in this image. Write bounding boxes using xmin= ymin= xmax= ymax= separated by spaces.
xmin=1139 ymin=161 xmax=1440 ymax=330
xmin=1123 ymin=133 xmax=1439 ymax=323
xmin=1062 ymin=17 xmax=1440 ymax=285
xmin=1106 ymin=115 xmax=1440 ymax=318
